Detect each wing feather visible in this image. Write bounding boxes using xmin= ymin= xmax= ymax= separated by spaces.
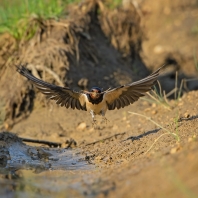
xmin=122 ymin=96 xmax=130 ymax=106
xmin=56 ymin=97 xmax=64 ymax=105
xmin=65 ymin=97 xmax=72 ymax=108
xmin=76 ymin=100 xmax=81 ymax=110
xmin=71 ymin=98 xmax=76 ymax=109
xmin=104 ymin=66 xmax=163 ymax=110
xmin=114 ymin=99 xmax=120 ymax=109
xmin=16 ymin=65 xmax=87 ymax=111
xmin=119 ymin=97 xmax=126 ymax=108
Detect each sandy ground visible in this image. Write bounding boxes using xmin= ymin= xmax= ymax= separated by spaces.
xmin=1 ymin=91 xmax=198 ymax=198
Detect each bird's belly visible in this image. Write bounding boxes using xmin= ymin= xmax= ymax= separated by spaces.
xmin=86 ymin=100 xmax=107 ymax=115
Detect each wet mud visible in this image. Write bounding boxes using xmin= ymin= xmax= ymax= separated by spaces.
xmin=0 ymin=132 xmax=92 ymax=172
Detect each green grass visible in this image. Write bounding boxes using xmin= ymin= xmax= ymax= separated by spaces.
xmin=128 ymin=111 xmax=180 ymax=154
xmin=142 ymin=81 xmax=171 ymax=109
xmin=105 ymin=0 xmax=122 ymax=9
xmin=0 ymin=0 xmax=124 ymax=40
xmin=0 ymin=0 xmax=80 ymax=39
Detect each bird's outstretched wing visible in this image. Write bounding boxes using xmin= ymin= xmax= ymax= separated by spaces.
xmin=104 ymin=67 xmax=163 ymax=110
xmin=16 ymin=65 xmax=87 ymax=111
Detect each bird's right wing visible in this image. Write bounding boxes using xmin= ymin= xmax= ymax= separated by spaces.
xmin=104 ymin=67 xmax=162 ymax=110
xmin=16 ymin=65 xmax=87 ymax=111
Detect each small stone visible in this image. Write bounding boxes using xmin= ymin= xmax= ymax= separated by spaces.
xmin=153 ymin=45 xmax=164 ymax=54
xmin=76 ymin=122 xmax=87 ymax=130
xmin=184 ymin=113 xmax=190 ymax=118
xmin=122 ymin=116 xmax=127 ymax=121
xmin=112 ymin=125 xmax=118 ymax=130
xmin=151 ymin=110 xmax=157 ymax=115
xmin=89 ymin=128 xmax=94 ymax=132
xmin=188 ymin=137 xmax=193 ymax=142
xmin=95 ymin=156 xmax=102 ymax=161
xmin=170 ymin=147 xmax=177 ymax=154
xmin=178 ymin=102 xmax=183 ymax=106
xmin=144 ymin=107 xmax=151 ymax=112
xmin=170 ymin=145 xmax=181 ymax=154
xmin=4 ymin=123 xmax=9 ymax=130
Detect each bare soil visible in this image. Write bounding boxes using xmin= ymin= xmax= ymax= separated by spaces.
xmin=0 ymin=0 xmax=198 ymax=197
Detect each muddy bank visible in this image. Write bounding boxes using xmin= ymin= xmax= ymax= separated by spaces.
xmin=0 ymin=0 xmax=147 ymax=130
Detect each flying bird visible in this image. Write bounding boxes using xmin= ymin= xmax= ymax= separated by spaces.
xmin=16 ymin=65 xmax=163 ymax=126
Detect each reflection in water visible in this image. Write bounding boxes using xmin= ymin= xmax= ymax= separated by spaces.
xmin=0 ymin=133 xmax=96 ymax=197
xmin=0 ymin=169 xmax=94 ymax=198
xmin=7 ymin=141 xmax=91 ymax=172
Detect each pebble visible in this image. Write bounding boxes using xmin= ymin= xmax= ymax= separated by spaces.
xmin=76 ymin=122 xmax=87 ymax=130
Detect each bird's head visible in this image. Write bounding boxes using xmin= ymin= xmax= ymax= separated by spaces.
xmin=89 ymin=87 xmax=102 ymax=99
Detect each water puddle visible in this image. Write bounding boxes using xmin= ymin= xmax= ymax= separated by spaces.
xmin=0 ymin=132 xmax=100 ymax=198
xmin=0 ymin=169 xmax=101 ymax=198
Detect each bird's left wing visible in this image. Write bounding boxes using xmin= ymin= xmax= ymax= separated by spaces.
xmin=104 ymin=67 xmax=162 ymax=110
xmin=16 ymin=65 xmax=87 ymax=111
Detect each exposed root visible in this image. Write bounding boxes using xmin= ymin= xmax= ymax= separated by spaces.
xmin=27 ymin=64 xmax=64 ymax=86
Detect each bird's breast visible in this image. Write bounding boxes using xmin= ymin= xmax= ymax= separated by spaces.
xmin=86 ymin=93 xmax=103 ymax=104
xmin=85 ymin=95 xmax=107 ymax=115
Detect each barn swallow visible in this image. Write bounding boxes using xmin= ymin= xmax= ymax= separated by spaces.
xmin=16 ymin=65 xmax=163 ymax=126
